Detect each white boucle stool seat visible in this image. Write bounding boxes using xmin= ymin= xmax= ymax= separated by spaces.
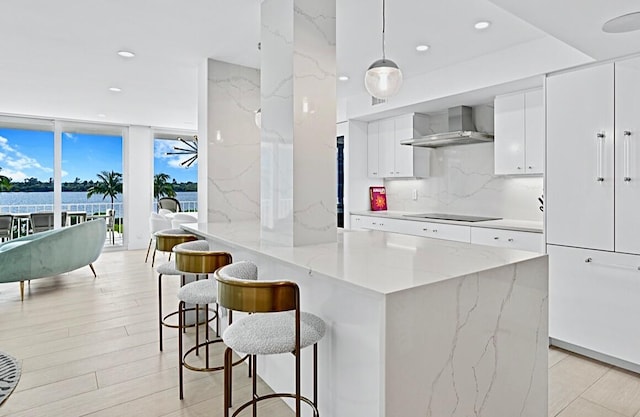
xmin=156 ymin=261 xmax=184 ymax=276
xmin=173 ymin=239 xmax=210 ymax=252
xmin=177 ymin=279 xmax=217 ymax=305
xmin=223 ymin=311 xmax=326 ymax=355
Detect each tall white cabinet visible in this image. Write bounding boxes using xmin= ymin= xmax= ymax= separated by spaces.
xmin=546 ymin=57 xmax=640 ymax=371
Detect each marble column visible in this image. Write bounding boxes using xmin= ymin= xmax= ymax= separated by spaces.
xmin=260 ymin=0 xmax=337 ymax=246
xmin=202 ymin=59 xmax=261 ymax=223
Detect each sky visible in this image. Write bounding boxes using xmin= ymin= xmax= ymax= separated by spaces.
xmin=0 ymin=128 xmax=197 ymax=183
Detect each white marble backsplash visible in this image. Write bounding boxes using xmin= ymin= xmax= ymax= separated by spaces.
xmin=384 ymin=143 xmax=544 ymax=221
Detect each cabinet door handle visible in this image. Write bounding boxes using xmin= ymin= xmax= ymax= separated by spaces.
xmin=422 ymin=228 xmax=428 ymax=232
xmin=493 ymin=236 xmax=499 ymax=240
xmin=528 ymin=166 xmax=533 ymax=170
xmin=372 ymin=172 xmax=377 ymax=175
xmin=585 ymin=257 xmax=640 ymax=271
xmin=624 ymin=130 xmax=632 ymax=182
xmin=596 ymin=132 xmax=605 ymax=182
xmin=507 ymin=238 xmax=514 ymax=242
xmin=516 ymin=166 xmax=522 ymax=170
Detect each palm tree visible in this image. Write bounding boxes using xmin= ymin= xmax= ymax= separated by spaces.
xmin=0 ymin=168 xmax=11 ymax=192
xmin=154 ymin=173 xmax=176 ymax=199
xmin=87 ymin=170 xmax=122 ymax=211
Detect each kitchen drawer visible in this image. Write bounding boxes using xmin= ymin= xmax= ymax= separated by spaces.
xmin=350 ymin=215 xmax=401 ymax=232
xmin=409 ymin=221 xmax=471 ymax=243
xmin=471 ymin=227 xmax=543 ymax=252
xmin=548 ymin=244 xmax=640 ymax=366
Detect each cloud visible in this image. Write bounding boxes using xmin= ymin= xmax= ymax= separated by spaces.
xmin=0 ymin=135 xmax=54 ymax=178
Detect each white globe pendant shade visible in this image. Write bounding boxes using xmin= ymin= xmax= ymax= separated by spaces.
xmin=364 ymin=58 xmax=403 ymax=99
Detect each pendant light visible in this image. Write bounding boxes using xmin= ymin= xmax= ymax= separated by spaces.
xmin=364 ymin=0 xmax=403 ymax=99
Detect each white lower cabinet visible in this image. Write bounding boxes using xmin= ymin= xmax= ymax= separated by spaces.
xmin=409 ymin=221 xmax=471 ymax=243
xmin=548 ymin=244 xmax=640 ymax=366
xmin=471 ymin=227 xmax=544 ymax=252
xmin=350 ymin=215 xmax=402 ymax=232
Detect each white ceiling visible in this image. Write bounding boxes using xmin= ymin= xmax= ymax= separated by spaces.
xmin=0 ymin=0 xmax=638 ymax=129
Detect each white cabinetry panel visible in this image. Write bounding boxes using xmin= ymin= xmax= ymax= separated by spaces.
xmin=471 ymin=227 xmax=543 ymax=252
xmin=366 ymin=114 xmax=429 ymax=178
xmin=524 ymin=89 xmax=544 ymax=174
xmin=494 ymin=88 xmax=543 ymax=175
xmin=494 ymin=92 xmax=525 ymax=174
xmin=548 ymin=244 xmax=640 ymax=366
xmin=615 ymin=57 xmax=640 ymax=255
xmin=409 ymin=221 xmax=471 ymax=243
xmin=367 ymin=123 xmax=381 ymax=178
xmin=546 ymin=64 xmax=615 ymax=250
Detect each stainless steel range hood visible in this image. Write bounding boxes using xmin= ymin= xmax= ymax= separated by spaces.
xmin=400 ymin=106 xmax=494 ymax=148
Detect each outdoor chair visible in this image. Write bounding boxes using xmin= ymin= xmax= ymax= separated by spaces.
xmin=106 ymin=209 xmax=115 ymax=244
xmin=0 ymin=214 xmax=13 ymax=241
xmin=29 ymin=212 xmax=54 ymax=233
xmin=158 ymin=197 xmax=181 ymax=213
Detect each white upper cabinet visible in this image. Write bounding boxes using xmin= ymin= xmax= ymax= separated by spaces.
xmin=367 ymin=122 xmax=381 ymax=178
xmin=615 ymin=57 xmax=640 ymax=255
xmin=367 ymin=114 xmax=429 ymax=178
xmin=546 ymin=64 xmax=615 ymax=251
xmin=494 ymin=88 xmax=544 ymax=175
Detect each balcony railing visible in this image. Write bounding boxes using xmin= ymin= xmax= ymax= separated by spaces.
xmin=1 ymin=200 xmax=199 ymax=247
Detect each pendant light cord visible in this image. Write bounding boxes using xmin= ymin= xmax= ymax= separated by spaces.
xmin=382 ymin=0 xmax=386 ymax=60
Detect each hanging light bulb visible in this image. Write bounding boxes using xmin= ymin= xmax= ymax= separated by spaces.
xmin=364 ymin=0 xmax=403 ymax=99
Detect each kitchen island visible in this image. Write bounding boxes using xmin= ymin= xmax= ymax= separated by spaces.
xmin=183 ymin=221 xmax=548 ymax=417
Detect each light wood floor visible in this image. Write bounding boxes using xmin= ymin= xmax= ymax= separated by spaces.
xmin=1 ymin=250 xmax=639 ymax=417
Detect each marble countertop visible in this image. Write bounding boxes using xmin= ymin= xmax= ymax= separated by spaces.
xmin=350 ymin=210 xmax=544 ymax=233
xmin=183 ymin=221 xmax=545 ymax=295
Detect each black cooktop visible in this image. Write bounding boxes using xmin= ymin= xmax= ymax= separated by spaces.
xmin=403 ymin=213 xmax=502 ymax=222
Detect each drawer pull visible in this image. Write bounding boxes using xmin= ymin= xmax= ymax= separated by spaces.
xmin=585 ymin=257 xmax=640 ymax=271
xmin=432 ymin=229 xmax=438 ymax=233
xmin=422 ymin=228 xmax=428 ymax=232
xmin=493 ymin=236 xmax=499 ymax=240
xmin=507 ymin=238 xmax=514 ymax=242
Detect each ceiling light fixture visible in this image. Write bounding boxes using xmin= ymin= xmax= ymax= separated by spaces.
xmin=364 ymin=0 xmax=403 ymax=99
xmin=474 ymin=20 xmax=491 ymax=30
xmin=603 ymin=11 xmax=640 ymax=33
xmin=338 ymin=75 xmax=350 ymax=81
xmin=416 ymin=44 xmax=430 ymax=52
xmin=117 ymin=50 xmax=135 ymax=58
xmin=165 ymin=135 xmax=198 ymax=168
xmin=108 ymin=87 xmax=122 ymax=92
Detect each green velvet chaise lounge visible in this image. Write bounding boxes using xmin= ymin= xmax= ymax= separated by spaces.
xmin=0 ymin=218 xmax=106 ymax=301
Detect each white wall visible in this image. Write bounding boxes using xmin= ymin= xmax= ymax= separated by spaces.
xmin=124 ymin=126 xmax=154 ymax=249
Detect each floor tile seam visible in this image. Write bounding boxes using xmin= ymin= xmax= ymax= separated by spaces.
xmin=578 ymin=396 xmax=630 ymax=417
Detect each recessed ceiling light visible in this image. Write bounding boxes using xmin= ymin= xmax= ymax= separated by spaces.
xmin=474 ymin=20 xmax=491 ymax=30
xmin=416 ymin=44 xmax=430 ymax=52
xmin=117 ymin=50 xmax=135 ymax=58
xmin=338 ymin=75 xmax=350 ymax=81
xmin=603 ymin=11 xmax=640 ymax=33
xmin=108 ymin=87 xmax=122 ymax=92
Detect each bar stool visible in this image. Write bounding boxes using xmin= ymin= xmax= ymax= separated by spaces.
xmin=153 ymin=228 xmax=193 ymax=267
xmin=214 ymin=271 xmax=326 ymax=417
xmin=175 ymin=259 xmax=259 ymax=399
xmin=174 ymin=241 xmax=232 ymax=399
xmin=155 ymin=229 xmax=198 ymax=351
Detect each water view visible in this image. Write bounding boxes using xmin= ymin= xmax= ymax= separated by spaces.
xmin=0 ymin=191 xmax=198 ymax=216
